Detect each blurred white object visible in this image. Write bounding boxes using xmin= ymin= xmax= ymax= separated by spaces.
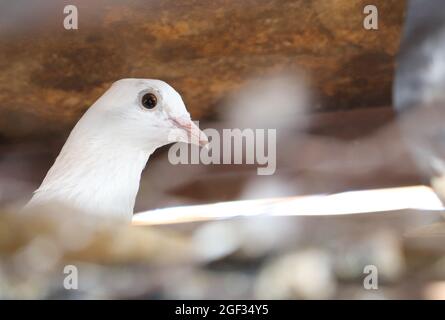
xmin=424 ymin=281 xmax=445 ymax=300
xmin=25 ymin=79 xmax=208 ymax=221
xmin=254 ymin=250 xmax=336 ymax=299
xmin=223 ymin=73 xmax=311 ymax=130
xmin=133 ymin=185 xmax=444 ymax=225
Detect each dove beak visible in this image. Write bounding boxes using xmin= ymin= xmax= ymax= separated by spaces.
xmin=170 ymin=116 xmax=209 ymax=147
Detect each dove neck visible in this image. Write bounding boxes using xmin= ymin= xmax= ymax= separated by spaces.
xmin=30 ymin=138 xmax=158 ymax=220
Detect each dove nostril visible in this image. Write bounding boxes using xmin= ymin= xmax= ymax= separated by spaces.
xmin=141 ymin=93 xmax=158 ymax=109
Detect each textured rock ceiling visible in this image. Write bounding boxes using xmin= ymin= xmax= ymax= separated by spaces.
xmin=0 ymin=0 xmax=405 ymax=140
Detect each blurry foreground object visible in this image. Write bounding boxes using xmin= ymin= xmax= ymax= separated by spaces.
xmin=394 ymin=0 xmax=445 ymax=201
xmin=221 ymin=72 xmax=311 ymax=130
xmin=0 ymin=203 xmax=193 ymax=299
xmin=1 ymin=199 xmax=445 ymax=299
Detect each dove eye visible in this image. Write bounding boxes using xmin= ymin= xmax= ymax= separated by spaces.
xmin=141 ymin=93 xmax=158 ymax=110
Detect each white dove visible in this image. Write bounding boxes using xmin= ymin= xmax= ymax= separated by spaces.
xmin=25 ymin=79 xmax=208 ymax=221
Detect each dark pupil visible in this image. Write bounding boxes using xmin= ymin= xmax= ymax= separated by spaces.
xmin=142 ymin=93 xmax=157 ymax=109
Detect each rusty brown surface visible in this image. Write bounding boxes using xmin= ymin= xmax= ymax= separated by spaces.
xmin=0 ymin=0 xmax=406 ymax=140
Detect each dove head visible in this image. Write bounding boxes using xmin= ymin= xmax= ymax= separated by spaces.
xmin=78 ymin=78 xmax=208 ymax=153
xmin=26 ymin=79 xmax=208 ymax=220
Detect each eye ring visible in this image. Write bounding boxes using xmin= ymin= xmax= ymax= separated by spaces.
xmin=141 ymin=93 xmax=158 ymax=109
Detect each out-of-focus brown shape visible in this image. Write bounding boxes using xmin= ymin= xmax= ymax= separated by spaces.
xmin=0 ymin=204 xmax=196 ymax=298
xmin=0 ymin=0 xmax=405 ymax=140
xmin=0 ymin=204 xmax=192 ymax=265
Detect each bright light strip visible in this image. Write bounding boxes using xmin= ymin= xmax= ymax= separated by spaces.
xmin=132 ymin=185 xmax=444 ymax=226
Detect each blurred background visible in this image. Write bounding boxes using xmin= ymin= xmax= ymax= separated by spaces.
xmin=1 ymin=0 xmax=445 ymax=300
xmin=0 ymin=0 xmax=408 ymax=208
